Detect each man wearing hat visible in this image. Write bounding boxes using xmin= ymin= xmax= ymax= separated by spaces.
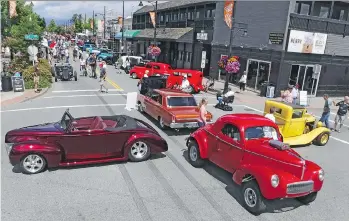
xmin=180 ymin=75 xmax=191 ymax=92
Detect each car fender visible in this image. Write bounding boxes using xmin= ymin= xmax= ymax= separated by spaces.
xmin=122 ymin=133 xmax=167 ymax=158
xmin=233 ymin=164 xmax=297 ymax=199
xmin=186 ymin=132 xmax=209 ymax=159
xmin=11 ymin=141 xmax=62 ymax=167
xmin=283 ymin=127 xmax=330 ymax=146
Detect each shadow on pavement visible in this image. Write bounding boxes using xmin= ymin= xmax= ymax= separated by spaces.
xmin=181 ymin=149 xmax=304 ymax=215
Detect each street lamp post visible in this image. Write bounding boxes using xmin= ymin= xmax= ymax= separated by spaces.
xmin=95 ymin=7 xmax=106 ymax=39
xmin=139 ymin=1 xmax=158 ymax=61
xmin=122 ymin=1 xmax=124 ymax=52
xmin=223 ymin=20 xmax=248 ymax=94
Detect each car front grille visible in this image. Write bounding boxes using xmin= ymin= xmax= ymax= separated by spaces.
xmin=287 ymin=181 xmax=314 ymax=194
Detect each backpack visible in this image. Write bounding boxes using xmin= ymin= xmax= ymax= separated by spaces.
xmin=338 ymin=102 xmax=348 ymax=116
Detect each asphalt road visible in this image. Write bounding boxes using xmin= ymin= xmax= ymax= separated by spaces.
xmin=1 ymin=57 xmax=349 ymax=221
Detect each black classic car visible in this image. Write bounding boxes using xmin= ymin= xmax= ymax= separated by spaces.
xmin=52 ymin=63 xmax=77 ymax=82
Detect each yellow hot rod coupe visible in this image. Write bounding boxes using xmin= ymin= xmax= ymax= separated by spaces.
xmin=264 ymin=100 xmax=330 ymax=146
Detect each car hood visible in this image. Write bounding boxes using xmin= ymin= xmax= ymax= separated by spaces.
xmin=8 ymin=122 xmax=61 ymax=134
xmin=246 ymin=140 xmax=305 ymax=178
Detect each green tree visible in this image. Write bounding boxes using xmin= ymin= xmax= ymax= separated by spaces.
xmin=71 ymin=13 xmax=83 ymax=33
xmin=47 ymin=19 xmax=57 ymax=33
xmin=55 ymin=26 xmax=64 ymax=34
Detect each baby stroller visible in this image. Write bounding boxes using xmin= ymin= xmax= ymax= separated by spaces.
xmin=215 ymin=91 xmax=234 ymax=111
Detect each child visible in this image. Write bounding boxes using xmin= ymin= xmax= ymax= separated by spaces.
xmin=265 ymin=107 xmax=276 ymax=123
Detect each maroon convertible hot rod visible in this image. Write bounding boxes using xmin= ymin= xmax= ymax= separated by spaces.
xmin=5 ymin=109 xmax=168 ymax=174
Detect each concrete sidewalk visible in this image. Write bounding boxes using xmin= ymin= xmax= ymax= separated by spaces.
xmin=1 ymin=88 xmax=49 ymax=107
xmin=205 ymin=78 xmax=343 ymax=110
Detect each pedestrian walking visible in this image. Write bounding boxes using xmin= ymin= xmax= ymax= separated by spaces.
xmin=89 ymin=53 xmax=97 ymax=78
xmin=239 ymin=71 xmax=247 ymax=93
xmin=99 ymin=61 xmax=108 ymax=93
xmin=319 ymin=94 xmax=332 ymax=129
xmin=281 ymin=85 xmax=293 ymax=103
xmin=33 ymin=61 xmax=40 ymax=93
xmin=292 ymin=84 xmax=299 ymax=104
xmin=65 ymin=48 xmax=69 ymax=63
xmin=198 ymin=98 xmax=208 ymax=128
xmin=73 ymin=47 xmax=78 ymax=61
xmin=332 ymin=96 xmax=349 ymax=133
xmin=80 ymin=56 xmax=86 ymax=76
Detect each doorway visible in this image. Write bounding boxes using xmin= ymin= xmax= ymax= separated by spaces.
xmin=288 ymin=64 xmax=320 ymax=97
xmin=246 ymin=59 xmax=272 ymax=91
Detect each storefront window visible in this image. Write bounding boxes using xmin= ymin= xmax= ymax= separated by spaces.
xmin=196 ymin=11 xmax=200 ymax=19
xmin=312 ymin=1 xmax=331 ymax=18
xmin=294 ymin=1 xmax=311 ymax=15
xmin=332 ymin=2 xmax=349 ymax=21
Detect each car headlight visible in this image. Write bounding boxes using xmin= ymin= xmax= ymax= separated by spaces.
xmin=318 ymin=169 xmax=325 ymax=181
xmin=271 ymin=174 xmax=279 ymax=188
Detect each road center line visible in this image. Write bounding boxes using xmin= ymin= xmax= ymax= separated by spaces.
xmin=243 ymin=105 xmax=349 ymax=145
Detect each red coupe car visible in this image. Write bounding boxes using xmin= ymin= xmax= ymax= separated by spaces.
xmin=5 ymin=110 xmax=168 ymax=174
xmin=186 ymin=114 xmax=324 ymax=214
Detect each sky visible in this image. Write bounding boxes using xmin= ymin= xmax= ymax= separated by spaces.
xmin=29 ymin=1 xmax=150 ymax=25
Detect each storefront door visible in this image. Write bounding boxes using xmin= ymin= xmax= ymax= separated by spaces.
xmin=246 ymin=59 xmax=271 ymax=91
xmin=288 ymin=64 xmax=320 ymax=97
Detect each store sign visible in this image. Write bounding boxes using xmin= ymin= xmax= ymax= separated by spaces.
xmin=201 ymin=51 xmax=206 ymax=68
xmin=197 ymin=32 xmax=208 ymax=41
xmin=268 ymin=33 xmax=284 ymax=45
xmin=11 ymin=76 xmax=25 ymax=92
xmin=287 ymin=30 xmax=327 ymax=54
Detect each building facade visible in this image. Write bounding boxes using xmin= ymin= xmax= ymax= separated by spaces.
xmin=133 ymin=0 xmax=349 ymax=96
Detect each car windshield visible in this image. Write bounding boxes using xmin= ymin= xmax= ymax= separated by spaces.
xmin=58 ymin=111 xmax=74 ymax=131
xmin=245 ymin=126 xmax=279 ymax=141
xmin=167 ymin=96 xmax=197 ymax=107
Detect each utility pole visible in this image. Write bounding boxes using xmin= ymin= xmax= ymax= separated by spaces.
xmin=153 ymin=1 xmax=158 ymax=61
xmin=122 ymin=1 xmax=124 ymax=52
xmin=92 ymin=10 xmax=95 ymax=36
xmin=103 ymin=6 xmax=106 ymax=39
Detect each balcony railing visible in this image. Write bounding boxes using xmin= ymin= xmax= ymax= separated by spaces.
xmin=289 ymin=13 xmax=349 ymax=36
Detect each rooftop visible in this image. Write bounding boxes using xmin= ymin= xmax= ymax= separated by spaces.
xmin=134 ymin=0 xmax=215 ymax=14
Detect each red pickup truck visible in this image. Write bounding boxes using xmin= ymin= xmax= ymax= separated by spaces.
xmin=130 ymin=62 xmax=204 ymax=93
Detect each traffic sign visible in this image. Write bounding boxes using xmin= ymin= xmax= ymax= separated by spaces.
xmin=25 ymin=34 xmax=39 ymax=40
xmin=27 ymin=45 xmax=38 ymax=56
xmin=201 ymin=51 xmax=206 ymax=69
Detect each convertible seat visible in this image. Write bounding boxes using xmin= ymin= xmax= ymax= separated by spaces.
xmin=90 ymin=116 xmax=103 ymax=129
xmin=94 ymin=121 xmax=107 ymax=130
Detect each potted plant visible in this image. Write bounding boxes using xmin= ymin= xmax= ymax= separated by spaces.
xmin=147 ymin=45 xmax=161 ymax=61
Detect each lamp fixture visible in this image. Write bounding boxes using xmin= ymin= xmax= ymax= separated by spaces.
xmin=139 ymin=1 xmax=144 ymax=6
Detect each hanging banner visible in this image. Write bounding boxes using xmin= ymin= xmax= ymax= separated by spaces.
xmin=287 ymin=30 xmax=327 ymax=54
xmin=90 ymin=20 xmax=94 ymax=29
xmin=149 ymin=12 xmax=156 ymax=28
xmin=9 ymin=0 xmax=17 ymax=18
xmin=224 ymin=0 xmax=234 ymax=29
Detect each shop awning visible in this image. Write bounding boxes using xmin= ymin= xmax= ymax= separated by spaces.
xmin=114 ymin=30 xmax=141 ymax=39
xmin=134 ymin=28 xmax=193 ymax=42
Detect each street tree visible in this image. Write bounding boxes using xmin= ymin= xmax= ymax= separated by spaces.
xmin=47 ymin=19 xmax=57 ymax=33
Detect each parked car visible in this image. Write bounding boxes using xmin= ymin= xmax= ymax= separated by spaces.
xmin=138 ymin=88 xmax=213 ymax=130
xmin=4 ymin=109 xmax=168 ymax=174
xmin=82 ymin=43 xmax=96 ymax=52
xmin=116 ymin=56 xmax=143 ymax=71
xmin=186 ymin=114 xmax=324 ymax=214
xmin=97 ymin=50 xmax=112 ymax=61
xmin=264 ymin=100 xmax=330 ymax=146
xmin=129 ymin=62 xmax=204 ymax=93
xmin=53 ymin=63 xmax=77 ymax=82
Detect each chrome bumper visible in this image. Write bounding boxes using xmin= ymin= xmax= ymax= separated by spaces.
xmin=169 ymin=120 xmax=212 ymax=129
xmin=287 ymin=181 xmax=314 ymax=194
xmin=5 ymin=143 xmax=14 ymax=155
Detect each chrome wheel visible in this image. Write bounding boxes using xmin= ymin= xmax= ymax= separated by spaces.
xmin=132 ymin=73 xmax=137 ymax=79
xmin=22 ymin=154 xmax=45 ymax=174
xmin=244 ymin=188 xmax=257 ymax=208
xmin=130 ymin=141 xmax=148 ymax=159
xmin=138 ymin=103 xmax=144 ymax=112
xmin=189 ymin=145 xmax=198 ymax=162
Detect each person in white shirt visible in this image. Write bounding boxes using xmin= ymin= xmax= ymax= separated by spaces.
xmin=217 ymin=87 xmax=234 ymax=105
xmin=64 ymin=48 xmax=69 ymax=63
xmin=180 ymin=75 xmax=191 ymax=92
xmin=224 ymin=87 xmax=235 ymax=98
xmin=265 ymin=107 xmax=276 ymax=123
xmin=239 ymin=71 xmax=247 ymax=93
xmin=80 ymin=57 xmax=86 ymax=75
xmin=291 ymin=84 xmax=299 ymax=104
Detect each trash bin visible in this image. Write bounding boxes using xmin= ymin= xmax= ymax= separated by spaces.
xmin=1 ymin=75 xmax=13 ymax=92
xmin=260 ymin=82 xmax=275 ymax=97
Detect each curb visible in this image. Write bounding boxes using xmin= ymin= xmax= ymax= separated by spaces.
xmin=21 ymin=87 xmax=50 ymax=103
